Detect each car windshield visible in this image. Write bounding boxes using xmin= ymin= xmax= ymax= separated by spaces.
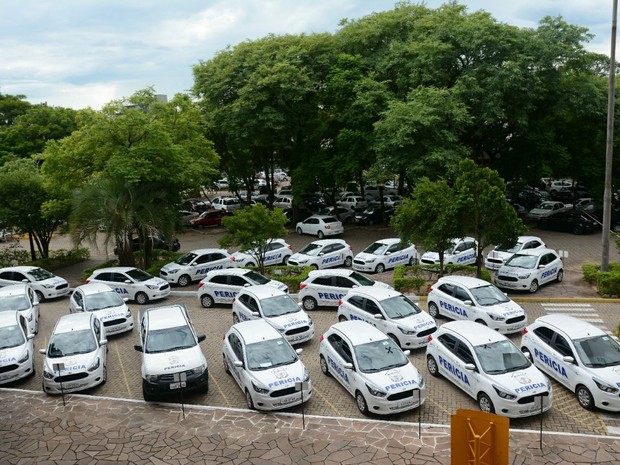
xmin=539 ymin=203 xmax=554 ymax=210
xmin=354 ymin=339 xmax=409 ymax=373
xmin=244 ymin=271 xmax=270 ymax=285
xmin=298 ymin=243 xmax=321 ymax=256
xmin=260 ymin=295 xmax=300 ymax=318
xmin=573 ymin=335 xmax=620 ymax=368
xmin=380 ymin=295 xmax=421 ymax=319
xmin=469 ymin=284 xmax=510 ymax=306
xmin=495 ymin=241 xmax=523 ymax=253
xmin=26 ymin=268 xmax=54 ymax=281
xmin=363 ymin=242 xmax=389 ymax=255
xmin=48 ymin=329 xmax=97 ymax=357
xmin=246 ymin=338 xmax=298 ymax=371
xmin=504 ymin=254 xmax=538 ymax=269
xmin=84 ymin=291 xmax=125 ymax=311
xmin=175 ymin=252 xmax=198 ymax=265
xmin=145 ymin=326 xmax=196 ymax=353
xmin=349 ymin=272 xmax=375 ymax=286
xmin=125 ymin=268 xmax=154 ymax=282
xmin=0 ymin=324 xmax=25 ymax=349
xmin=0 ymin=295 xmax=30 ymax=311
xmin=474 ymin=340 xmax=530 ymax=374
xmin=362 ymin=207 xmax=375 ymax=214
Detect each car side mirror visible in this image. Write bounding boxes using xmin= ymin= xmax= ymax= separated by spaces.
xmin=124 ymin=280 xmax=132 ymax=284
xmin=464 ymin=363 xmax=476 ymax=371
xmin=123 ymin=298 xmax=129 ymax=303
xmin=319 ymin=253 xmax=324 ymax=256
xmin=562 ymin=355 xmax=575 ymax=364
xmin=463 ymin=300 xmax=473 ymax=306
xmin=100 ymin=339 xmax=108 ymax=346
xmin=403 ymin=350 xmax=411 ymax=356
xmin=251 ymin=311 xmax=259 ymax=317
xmin=39 ymin=348 xmax=46 ymax=355
xmin=296 ymin=348 xmax=303 ymax=355
xmin=27 ymin=334 xmax=35 ymax=340
xmin=134 ymin=345 xmax=143 ymax=352
xmin=373 ymin=314 xmax=384 ymax=320
xmin=234 ymin=360 xmax=244 ymax=368
xmin=523 ymin=351 xmax=532 ymax=361
xmin=386 ymin=251 xmax=392 ymax=256
xmin=197 ymin=335 xmax=206 ymax=343
xmin=343 ymin=362 xmax=354 ymax=370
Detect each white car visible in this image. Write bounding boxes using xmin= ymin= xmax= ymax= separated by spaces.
xmin=484 ymin=236 xmax=546 ymax=270
xmin=85 ymin=267 xmax=171 ymax=305
xmin=426 ymin=276 xmax=527 ymax=334
xmin=371 ymin=195 xmax=401 ymax=208
xmin=419 ymin=237 xmax=478 ymax=266
xmin=337 ymin=286 xmax=437 ymax=349
xmin=295 ymin=215 xmax=343 ymax=238
xmin=134 ymin=304 xmax=209 ymax=401
xmin=211 ymin=196 xmax=241 ymax=211
xmin=232 ymin=286 xmax=314 ymax=345
xmin=231 ymin=239 xmax=292 ymax=267
xmin=337 ymin=196 xmax=368 ymax=211
xmin=0 ymin=266 xmax=69 ymax=301
xmin=69 ymin=283 xmax=134 ymax=335
xmin=159 ymin=248 xmax=236 ymax=287
xmin=494 ymin=248 xmax=564 ymax=293
xmin=288 ymin=239 xmax=353 ymax=270
xmin=0 ymin=311 xmax=35 ymax=384
xmin=298 ymin=269 xmax=392 ymax=311
xmin=319 ymin=320 xmax=426 ymax=415
xmin=273 ymin=196 xmax=294 ymax=210
xmin=0 ymin=283 xmax=40 ymax=334
xmin=527 ymin=201 xmax=572 ymax=220
xmin=521 ymin=314 xmax=620 ymax=412
xmin=40 ymin=312 xmax=108 ymax=395
xmin=223 ymin=319 xmax=311 ymax=411
xmin=426 ymin=320 xmax=552 ymax=418
xmin=197 ymin=268 xmax=288 ymax=308
xmin=352 ymin=238 xmax=419 ymax=273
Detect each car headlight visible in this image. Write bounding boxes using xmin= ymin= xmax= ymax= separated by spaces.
xmin=517 ymin=273 xmax=531 ymax=279
xmin=192 ymin=364 xmax=207 ymax=376
xmin=296 ymin=259 xmax=308 ymax=264
xmin=308 ymin=317 xmax=314 ymax=326
xmin=493 ymin=384 xmax=517 ymax=400
xmin=125 ymin=310 xmax=132 ymax=318
xmin=398 ymin=326 xmax=417 ymax=335
xmin=489 ymin=314 xmax=505 ymax=321
xmin=167 ymin=269 xmax=179 ymax=275
xmin=145 ymin=284 xmax=159 ymax=290
xmin=252 ymin=381 xmax=270 ymax=394
xmin=366 ymin=383 xmax=387 ymax=398
xmin=365 ymin=258 xmax=376 ymax=263
xmin=41 ymin=283 xmax=54 ymax=289
xmin=593 ymin=377 xmax=619 ymax=393
xmin=28 ymin=313 xmax=33 ymax=321
xmin=43 ymin=369 xmax=55 ymax=380
xmin=303 ymin=369 xmax=310 ymax=382
xmin=17 ymin=351 xmax=29 ymax=364
xmin=87 ymin=358 xmax=100 ymax=372
xmin=145 ymin=374 xmax=160 ymax=382
xmin=418 ymin=375 xmax=425 ymax=389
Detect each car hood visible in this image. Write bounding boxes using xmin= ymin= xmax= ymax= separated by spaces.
xmin=250 ymin=360 xmax=307 ymax=390
xmin=480 ymin=300 xmax=525 ymax=318
xmin=486 ymin=250 xmax=514 ymax=262
xmin=0 ymin=344 xmax=29 ymax=367
xmin=581 ymin=364 xmax=620 ymax=387
xmin=161 ymin=262 xmax=185 ymax=273
xmin=394 ymin=313 xmax=437 ymax=332
xmin=266 ymin=280 xmax=289 ymax=292
xmin=289 ymin=252 xmax=312 ymax=262
xmin=421 ymin=251 xmax=440 ymax=262
xmin=497 ymin=265 xmax=534 ymax=277
xmin=143 ymin=346 xmax=205 ymax=376
xmin=38 ymin=276 xmax=68 ymax=287
xmin=92 ymin=305 xmax=130 ymax=323
xmin=44 ymin=351 xmax=99 ymax=375
xmin=363 ymin=363 xmax=422 ymax=394
xmin=490 ymin=365 xmax=549 ymax=397
xmin=266 ymin=312 xmax=312 ymax=331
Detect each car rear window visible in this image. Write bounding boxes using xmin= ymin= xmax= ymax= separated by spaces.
xmin=323 ymin=217 xmax=339 ymax=224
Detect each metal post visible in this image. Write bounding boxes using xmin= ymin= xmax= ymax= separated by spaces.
xmin=418 ymin=389 xmax=421 ymax=438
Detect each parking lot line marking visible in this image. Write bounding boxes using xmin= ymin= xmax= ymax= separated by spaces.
xmin=114 ymin=341 xmax=133 ymax=397
xmin=425 ymin=396 xmax=452 ymax=416
xmin=208 ymin=372 xmax=231 ymax=408
xmin=553 ymin=402 xmax=608 ymax=435
xmin=312 ymin=386 xmax=343 ymax=417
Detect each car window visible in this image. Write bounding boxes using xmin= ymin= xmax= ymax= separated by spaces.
xmin=533 ymin=326 xmax=555 ymax=345
xmin=346 ymin=294 xmax=365 ymax=309
xmin=453 ymin=286 xmax=470 ymax=302
xmin=455 ymin=341 xmax=475 ymax=365
xmin=331 ymin=244 xmax=344 ymax=252
xmin=327 ymin=333 xmax=352 ymax=364
xmin=229 ymin=276 xmax=247 ymax=286
xmin=387 ymin=244 xmax=400 ymax=254
xmin=228 ymin=333 xmax=244 ymax=362
xmin=553 ymin=334 xmax=574 ymax=358
xmin=210 ymin=275 xmax=228 ymax=285
xmin=323 ymin=217 xmax=339 ymax=224
xmin=322 ymin=245 xmax=335 ymax=254
xmin=312 ymin=276 xmax=332 ymax=286
xmin=363 ymin=298 xmax=382 ymax=316
xmin=334 ymin=277 xmax=354 ymax=288
xmin=437 ymin=333 xmax=458 ymax=353
xmin=437 ymin=283 xmax=455 ymax=296
xmin=72 ymin=291 xmax=83 ymax=308
xmin=195 ymin=254 xmax=212 ymax=264
xmin=112 ymin=273 xmax=129 ymax=283
xmin=93 ymin=317 xmax=101 ymax=340
xmin=212 ymin=253 xmax=226 ymax=261
xmin=0 ymin=271 xmax=12 ymax=280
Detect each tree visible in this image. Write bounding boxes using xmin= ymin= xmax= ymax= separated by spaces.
xmin=218 ymin=204 xmax=288 ymax=274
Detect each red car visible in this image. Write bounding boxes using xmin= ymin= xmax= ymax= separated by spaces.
xmin=189 ymin=209 xmax=232 ymax=228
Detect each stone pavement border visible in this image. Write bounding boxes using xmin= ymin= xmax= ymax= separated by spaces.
xmin=2 ymin=389 xmax=620 ymax=464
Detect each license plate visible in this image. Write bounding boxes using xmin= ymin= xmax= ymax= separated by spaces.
xmin=396 ymin=399 xmax=415 ymax=408
xmin=170 ymin=382 xmax=186 ymax=390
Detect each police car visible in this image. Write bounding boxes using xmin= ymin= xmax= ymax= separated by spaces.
xmin=70 ymin=283 xmax=134 ymax=335
xmin=426 ymin=276 xmax=527 ymax=334
xmin=337 ymin=287 xmax=437 ymax=349
xmin=0 ymin=311 xmax=35 ymax=384
xmin=230 ymin=239 xmax=292 ymax=267
xmin=521 ymin=314 xmax=620 ymax=411
xmin=232 ymin=286 xmax=314 ymax=345
xmin=40 ymin=312 xmax=108 ymax=395
xmin=352 ymin=238 xmax=419 ymax=273
xmin=494 ymin=248 xmax=563 ymax=293
xmin=484 ymin=236 xmax=545 ymax=271
xmin=85 ymin=267 xmax=170 ymax=305
xmin=319 ymin=320 xmax=426 ymax=415
xmin=0 ymin=266 xmax=69 ymax=301
xmin=0 ymin=283 xmax=40 ymax=335
xmin=223 ymin=319 xmax=312 ymax=411
xmin=134 ymin=304 xmax=209 ymax=401
xmin=419 ymin=238 xmax=478 ymax=266
xmin=287 ymin=239 xmax=353 ymax=270
xmin=298 ymin=269 xmax=392 ymax=311
xmin=197 ymin=268 xmax=288 ymax=308
xmin=159 ymin=248 xmax=236 ymax=287
xmin=426 ymin=320 xmax=552 ymax=417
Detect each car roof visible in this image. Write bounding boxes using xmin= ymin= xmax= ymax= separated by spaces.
xmin=232 ymin=319 xmax=282 ymax=344
xmin=370 ymin=237 xmax=402 ymax=246
xmin=307 ymin=239 xmax=348 ymax=246
xmin=93 ymin=266 xmax=140 ymax=273
xmin=54 ymin=312 xmax=94 ymax=334
xmin=74 ymin=282 xmax=115 ymax=295
xmin=0 ymin=283 xmax=30 ymax=296
xmin=533 ymin=314 xmax=605 ymax=339
xmin=435 ymin=276 xmax=492 ymax=289
xmin=0 ymin=266 xmax=39 ymax=273
xmin=440 ymin=321 xmax=506 ymax=346
xmin=516 ymin=235 xmax=544 ymax=243
xmin=144 ymin=305 xmax=188 ymax=331
xmin=307 ymin=269 xmax=355 ymax=278
xmin=0 ymin=310 xmax=21 ymax=327
xmin=345 ymin=286 xmax=402 ymax=301
xmin=330 ymin=320 xmax=390 ymax=345
xmin=513 ymin=247 xmax=558 ymax=257
xmin=205 ymin=268 xmax=252 ymax=278
xmin=184 ymin=248 xmax=229 ymax=254
xmin=240 ymin=285 xmax=288 ymax=299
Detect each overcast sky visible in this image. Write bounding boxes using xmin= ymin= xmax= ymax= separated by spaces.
xmin=0 ymin=0 xmax=614 ymax=110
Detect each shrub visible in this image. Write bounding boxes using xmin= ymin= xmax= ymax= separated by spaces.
xmin=596 ymin=271 xmax=620 ymax=298
xmin=393 ymin=264 xmax=491 ymax=295
xmin=81 ymin=249 xmax=183 ymax=281
xmin=258 ymin=265 xmax=313 ymax=292
xmin=27 ymin=248 xmax=91 ymax=271
xmin=0 ymin=243 xmax=30 ymax=267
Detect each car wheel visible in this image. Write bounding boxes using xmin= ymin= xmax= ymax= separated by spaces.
xmin=200 ymin=294 xmax=214 ymax=309
xmin=475 ymin=319 xmax=487 ymax=326
xmin=368 ymin=219 xmax=374 ymax=226
xmin=101 ymin=365 xmax=107 ymax=385
xmin=556 ymin=269 xmax=564 ymax=282
xmin=478 ymin=393 xmax=495 ymax=413
xmin=135 ymin=292 xmax=149 ymax=305
xmin=344 ymin=256 xmax=353 ymax=267
xmin=576 ymin=385 xmax=595 ymax=410
xmin=355 ymin=391 xmax=369 ymax=415
xmin=223 ymin=354 xmax=230 ymax=374
xmin=374 ymin=263 xmax=385 ymax=274
xmin=282 ymin=255 xmax=289 ymax=265
xmin=573 ymin=225 xmax=584 ymax=235
xmin=233 ymin=313 xmax=239 ymax=324
xmin=302 ymin=296 xmax=317 ymax=311
xmin=142 ymin=381 xmax=155 ymax=402
xmin=528 ymin=280 xmax=539 ymax=293
xmin=34 ymin=319 xmax=39 ymax=335
xmin=296 ymin=227 xmax=303 ymax=235
xmin=246 ymin=262 xmax=256 ymax=268
xmin=35 ymin=291 xmax=44 ymax=302
xmin=428 ymin=301 xmax=440 ymax=319
xmin=426 ymin=355 xmax=440 ymax=377
xmin=338 ymin=315 xmax=348 ymax=322
xmin=317 ymin=231 xmax=324 ymax=239
xmin=388 ymin=334 xmax=400 ymax=348
xmin=312 ymin=264 xmax=319 ymax=270
xmin=319 ymin=355 xmax=331 ymax=376
xmin=245 ymin=389 xmax=256 ymax=410
xmin=408 ymin=256 xmax=416 ymax=266
xmin=177 ymin=274 xmax=191 ymax=287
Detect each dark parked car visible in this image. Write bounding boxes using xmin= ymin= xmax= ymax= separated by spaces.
xmin=537 ymin=210 xmax=599 ymax=235
xmin=318 ymin=206 xmax=356 ymax=224
xmin=300 ymin=193 xmax=327 ymax=212
xmin=516 ymin=186 xmax=549 ymax=210
xmin=114 ymin=235 xmax=181 ymax=255
xmin=182 ymin=198 xmax=210 ymax=213
xmin=354 ymin=206 xmax=394 ymax=226
xmin=189 ymin=209 xmax=232 ymax=228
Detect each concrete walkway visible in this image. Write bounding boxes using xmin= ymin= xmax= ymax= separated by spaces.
xmin=2 ymin=389 xmax=620 ymax=464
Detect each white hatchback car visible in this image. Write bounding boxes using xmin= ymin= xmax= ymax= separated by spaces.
xmin=0 ymin=311 xmax=35 ymax=384
xmin=160 ymin=248 xmax=236 ymax=287
xmin=230 ymin=239 xmax=292 ymax=267
xmin=426 ymin=321 xmax=552 ymax=418
xmin=40 ymin=312 xmax=108 ymax=394
xmin=521 ymin=314 xmax=620 ymax=412
xmin=484 ymin=236 xmax=546 ymax=271
xmin=319 ymin=320 xmax=426 ymax=415
xmin=295 ymin=215 xmax=343 ymax=238
xmin=426 ymin=276 xmax=527 ymax=334
xmin=494 ymin=248 xmax=564 ymax=293
xmin=210 ymin=196 xmax=241 ymax=211
xmin=223 ymin=319 xmax=311 ymax=411
xmin=298 ymin=269 xmax=392 ymax=311
xmin=288 ymin=239 xmax=353 ymax=270
xmin=85 ymin=267 xmax=170 ymax=305
xmin=353 ymin=238 xmax=419 ymax=273
xmin=197 ymin=268 xmax=288 ymax=308
xmin=70 ymin=283 xmax=134 ymax=336
xmin=0 ymin=283 xmax=40 ymax=334
xmin=0 ymin=266 xmax=69 ymax=301
xmin=232 ymin=286 xmax=314 ymax=345
xmin=337 ymin=286 xmax=437 ymax=349
xmin=419 ymin=238 xmax=478 ymax=266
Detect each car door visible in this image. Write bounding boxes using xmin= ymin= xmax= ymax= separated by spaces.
xmin=319 ymin=243 xmax=345 ymax=268
xmin=225 ymin=332 xmax=245 ymax=389
xmin=452 ymin=284 xmax=480 ymax=322
xmin=70 ymin=288 xmax=84 ymax=313
xmin=111 ymin=272 xmax=135 ymax=300
xmin=237 ymin=293 xmax=260 ymax=322
xmin=435 ymin=333 xmax=476 ymax=397
xmin=538 ymin=252 xmax=559 ymax=285
xmin=302 ymin=217 xmax=319 ymax=235
xmin=529 ymin=326 xmax=572 ymax=389
xmin=264 ymin=242 xmax=285 ymax=266
xmin=434 ymin=283 xmax=468 ymax=321
xmin=454 ymin=240 xmax=476 ymax=265
xmin=0 ymin=270 xmax=14 ymax=287
xmin=325 ymin=333 xmax=357 ymax=394
xmin=385 ymin=243 xmax=409 ymax=268
xmin=343 ymin=294 xmax=377 ymax=327
xmin=207 ymin=274 xmax=232 ymax=304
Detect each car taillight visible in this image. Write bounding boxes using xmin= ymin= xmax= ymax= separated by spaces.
xmin=325 ymin=225 xmax=331 ymax=229
xmin=288 ymin=245 xmax=292 ymax=250
xmin=230 ymin=257 xmax=236 ymax=261
xmin=319 ymin=335 xmax=324 ymax=342
xmin=300 ymin=283 xmax=307 ymax=290
xmin=198 ymin=282 xmax=205 ymax=289
xmin=85 ymin=279 xmax=90 ymax=284
xmin=522 ymin=328 xmax=528 ymax=335
xmin=338 ymin=299 xmax=343 ymax=306
xmin=427 ymin=335 xmax=433 ymax=342
xmin=428 ymin=286 xmax=434 ymax=293
xmin=348 ymin=245 xmax=352 ymax=250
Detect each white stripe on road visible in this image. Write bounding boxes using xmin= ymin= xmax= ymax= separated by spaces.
xmin=540 ymin=303 xmax=595 ymax=308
